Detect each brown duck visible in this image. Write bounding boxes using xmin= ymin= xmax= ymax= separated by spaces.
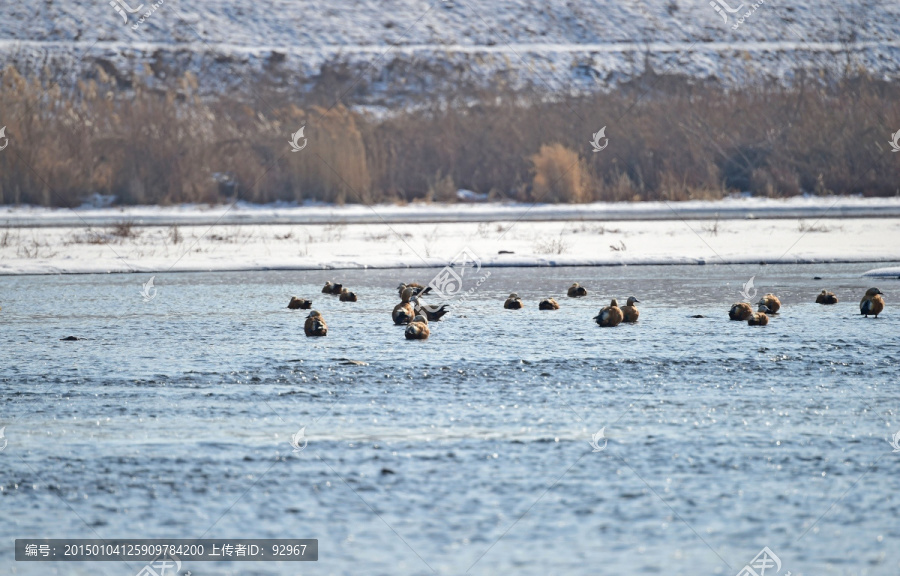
xmin=567 ymin=283 xmax=588 ymax=297
xmin=339 ymin=288 xmax=358 ymax=302
xmin=393 ymin=287 xmax=417 ymax=324
xmin=748 ymin=312 xmax=769 ymax=326
xmin=287 ymin=297 xmax=312 ymax=310
xmin=504 ymin=293 xmax=524 ymax=309
xmin=539 ymin=298 xmax=560 ymax=310
xmin=404 ymin=315 xmax=430 ymax=340
xmin=757 ymin=293 xmax=781 ymax=314
xmin=729 ymin=302 xmax=753 ymax=321
xmin=860 ymin=288 xmax=885 ymax=318
xmin=594 ymin=299 xmax=624 ymax=327
xmin=622 ymin=296 xmax=640 ymax=323
xmin=322 ymin=281 xmax=343 ymax=295
xmin=304 ymin=310 xmax=327 ymax=337
xmin=815 ymin=290 xmax=838 ymax=305
xmin=398 ymin=283 xmax=430 ymax=298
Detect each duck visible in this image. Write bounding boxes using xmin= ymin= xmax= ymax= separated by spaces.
xmin=815 ymin=290 xmax=839 ymax=305
xmin=594 ymin=299 xmax=623 ymax=327
xmin=622 ymin=296 xmax=640 ymax=323
xmin=757 ymin=293 xmax=781 ymax=314
xmin=757 ymin=303 xmax=773 ymax=314
xmin=339 ymin=288 xmax=358 ymax=302
xmin=860 ymin=287 xmax=885 ymax=318
xmin=393 ymin=286 xmax=417 ymax=324
xmin=748 ymin=311 xmax=769 ymax=326
xmin=539 ymin=298 xmax=560 ymax=310
xmin=404 ymin=315 xmax=430 ymax=340
xmin=322 ymin=281 xmax=343 ymax=295
xmin=287 ymin=297 xmax=312 ymax=310
xmin=504 ymin=293 xmax=524 ymax=309
xmin=567 ymin=283 xmax=588 ymax=297
xmin=304 ymin=310 xmax=327 ymax=337
xmin=415 ymin=302 xmax=449 ymax=322
xmin=398 ymin=283 xmax=430 ymax=298
xmin=729 ymin=302 xmax=753 ymax=321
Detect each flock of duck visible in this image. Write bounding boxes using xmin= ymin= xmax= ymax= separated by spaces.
xmin=288 ymin=282 xmax=887 ymax=339
xmin=727 ymin=287 xmax=886 ymax=326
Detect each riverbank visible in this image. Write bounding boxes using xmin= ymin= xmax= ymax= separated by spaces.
xmin=4 ymin=196 xmax=900 ymax=228
xmin=1 ymin=201 xmax=898 ymax=274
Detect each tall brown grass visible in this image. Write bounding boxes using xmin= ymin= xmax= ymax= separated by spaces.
xmin=1 ymin=65 xmax=898 ymax=207
xmin=529 ymin=144 xmax=591 ymax=203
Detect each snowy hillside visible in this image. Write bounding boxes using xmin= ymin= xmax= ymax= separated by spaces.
xmin=1 ymin=0 xmax=899 ymax=103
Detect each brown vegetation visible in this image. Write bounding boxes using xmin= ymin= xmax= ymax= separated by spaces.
xmin=0 ymin=65 xmax=898 ymax=207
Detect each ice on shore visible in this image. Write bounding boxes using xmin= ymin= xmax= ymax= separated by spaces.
xmin=4 ymin=195 xmax=900 ymax=227
xmin=863 ymin=267 xmax=900 ymax=277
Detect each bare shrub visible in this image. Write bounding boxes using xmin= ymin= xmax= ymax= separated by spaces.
xmin=111 ymin=221 xmax=137 ymax=238
xmin=798 ymin=220 xmax=831 ymax=233
xmin=702 ymin=215 xmax=721 ymax=236
xmin=602 ymin=171 xmax=641 ymax=202
xmin=530 ymin=144 xmax=592 ymax=203
xmin=534 ymin=232 xmax=569 ymax=255
xmin=364 ymin=231 xmax=390 ymax=242
xmin=0 ymin=225 xmax=15 ymax=247
xmin=426 ymin=172 xmax=457 ymax=203
xmin=659 ymin=171 xmax=725 ymax=202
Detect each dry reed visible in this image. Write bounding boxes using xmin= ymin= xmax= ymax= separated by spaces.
xmin=1 ymin=65 xmax=898 ymax=207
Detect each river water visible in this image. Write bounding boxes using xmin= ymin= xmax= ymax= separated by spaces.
xmin=1 ymin=263 xmax=898 ymax=575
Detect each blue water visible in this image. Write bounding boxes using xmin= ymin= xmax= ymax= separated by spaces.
xmin=1 ymin=263 xmax=899 ymax=576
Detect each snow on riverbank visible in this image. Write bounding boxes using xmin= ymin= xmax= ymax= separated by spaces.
xmin=2 ymin=214 xmax=899 ymax=275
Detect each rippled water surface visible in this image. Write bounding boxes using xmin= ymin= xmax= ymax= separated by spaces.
xmin=1 ymin=263 xmax=899 ymax=575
